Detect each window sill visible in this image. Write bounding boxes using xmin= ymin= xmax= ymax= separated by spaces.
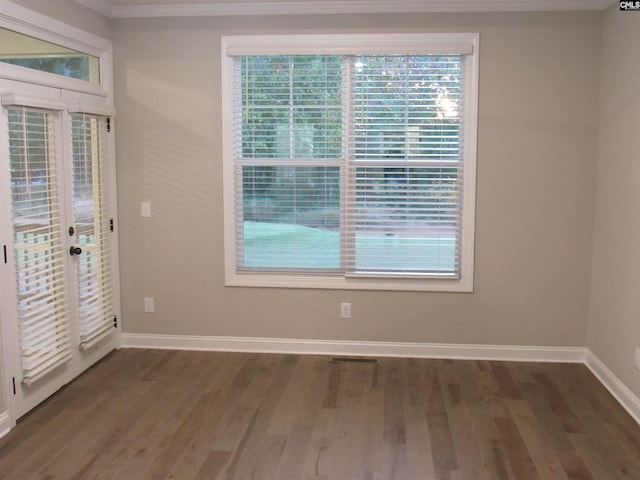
xmin=225 ymin=271 xmax=473 ymax=292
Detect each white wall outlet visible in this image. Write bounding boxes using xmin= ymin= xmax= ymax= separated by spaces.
xmin=141 ymin=201 xmax=151 ymax=218
xmin=144 ymin=297 xmax=155 ymax=313
xmin=635 ymin=347 xmax=640 ymax=371
xmin=340 ymin=302 xmax=351 ymax=319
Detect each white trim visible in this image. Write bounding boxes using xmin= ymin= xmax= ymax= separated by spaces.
xmin=68 ymin=101 xmax=115 ymax=116
xmin=73 ymin=0 xmax=616 ymax=18
xmin=224 ymin=273 xmax=476 ymax=292
xmin=122 ymin=333 xmax=587 ymax=363
xmin=0 ymin=63 xmax=108 ymax=98
xmin=0 ymin=411 xmax=11 ymax=439
xmin=1 ymin=92 xmax=67 ymax=110
xmin=585 ymin=351 xmax=640 ymax=426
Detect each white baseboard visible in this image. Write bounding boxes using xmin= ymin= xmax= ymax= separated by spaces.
xmin=121 ymin=333 xmax=587 ymax=363
xmin=585 ymin=351 xmax=640 ymax=425
xmin=0 ymin=411 xmax=11 ymax=440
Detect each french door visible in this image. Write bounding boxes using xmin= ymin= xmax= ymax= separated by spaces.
xmin=0 ymin=89 xmax=120 ymax=420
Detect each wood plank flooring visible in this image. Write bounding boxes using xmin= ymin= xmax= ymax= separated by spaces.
xmin=0 ymin=349 xmax=639 ymax=479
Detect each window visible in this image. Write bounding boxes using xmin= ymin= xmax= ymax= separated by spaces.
xmin=0 ymin=3 xmax=113 ymax=99
xmin=0 ymin=27 xmax=100 ymax=83
xmin=222 ymin=34 xmax=479 ymax=291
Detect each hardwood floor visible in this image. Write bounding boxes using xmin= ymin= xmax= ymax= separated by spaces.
xmin=0 ymin=349 xmax=639 ymax=479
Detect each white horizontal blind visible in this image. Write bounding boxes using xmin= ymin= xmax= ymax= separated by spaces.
xmin=345 ymin=54 xmax=464 ymax=277
xmin=234 ymin=55 xmax=343 ymax=272
xmin=71 ymin=113 xmax=115 ymax=349
xmin=7 ymin=107 xmax=72 ymax=385
xmin=232 ymin=49 xmax=469 ymax=279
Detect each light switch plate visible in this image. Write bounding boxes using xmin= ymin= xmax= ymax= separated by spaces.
xmin=144 ymin=297 xmax=155 ymax=313
xmin=141 ymin=201 xmax=151 ymax=218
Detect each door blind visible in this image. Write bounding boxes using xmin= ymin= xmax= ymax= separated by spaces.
xmin=71 ymin=113 xmax=115 ymax=349
xmin=7 ymin=107 xmax=72 ymax=385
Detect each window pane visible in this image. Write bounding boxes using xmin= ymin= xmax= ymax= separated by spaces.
xmin=238 ymin=55 xmax=342 ymax=159
xmin=239 ymin=165 xmax=340 ymax=270
xmin=352 ymin=55 xmax=461 ymax=160
xmin=347 ymin=54 xmax=464 ymax=277
xmin=0 ymin=27 xmax=100 ymax=83
xmin=347 ymin=166 xmax=459 ymax=275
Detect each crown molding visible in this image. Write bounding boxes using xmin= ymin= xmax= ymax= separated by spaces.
xmin=71 ymin=0 xmax=617 ymax=18
xmin=72 ymin=0 xmax=113 ymax=16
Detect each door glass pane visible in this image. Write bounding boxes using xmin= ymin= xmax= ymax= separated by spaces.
xmin=0 ymin=27 xmax=100 ymax=84
xmin=8 ymin=107 xmax=72 ymax=385
xmin=71 ymin=114 xmax=114 ymax=348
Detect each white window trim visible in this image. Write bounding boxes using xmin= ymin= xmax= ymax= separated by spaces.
xmin=0 ymin=1 xmax=113 ymax=100
xmin=221 ymin=33 xmax=479 ymax=292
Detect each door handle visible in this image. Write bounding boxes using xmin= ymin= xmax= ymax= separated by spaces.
xmin=69 ymin=246 xmax=82 ymax=256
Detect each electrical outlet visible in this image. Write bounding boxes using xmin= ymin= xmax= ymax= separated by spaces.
xmin=340 ymin=302 xmax=351 ymax=319
xmin=144 ymin=297 xmax=155 ymax=313
xmin=635 ymin=348 xmax=640 ymax=371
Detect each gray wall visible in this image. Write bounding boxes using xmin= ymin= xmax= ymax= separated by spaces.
xmin=112 ymin=12 xmax=600 ymax=347
xmin=588 ymin=7 xmax=640 ymax=398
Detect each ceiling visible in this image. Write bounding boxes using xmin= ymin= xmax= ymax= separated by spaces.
xmin=72 ymin=0 xmax=617 ymax=18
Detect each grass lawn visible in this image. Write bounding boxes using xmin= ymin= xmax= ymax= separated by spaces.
xmin=242 ymin=221 xmax=456 ymax=271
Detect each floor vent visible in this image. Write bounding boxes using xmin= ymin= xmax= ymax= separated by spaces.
xmin=330 ymin=357 xmax=378 ymax=364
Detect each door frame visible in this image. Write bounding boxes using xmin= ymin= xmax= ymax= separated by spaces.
xmin=0 ymin=2 xmax=120 ymax=430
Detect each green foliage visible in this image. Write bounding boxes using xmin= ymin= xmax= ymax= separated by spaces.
xmin=1 ymin=55 xmax=91 ymax=81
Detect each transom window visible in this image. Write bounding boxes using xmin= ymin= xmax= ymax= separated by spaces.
xmin=222 ymin=34 xmax=479 ymax=291
xmin=0 ymin=27 xmax=100 ymax=83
